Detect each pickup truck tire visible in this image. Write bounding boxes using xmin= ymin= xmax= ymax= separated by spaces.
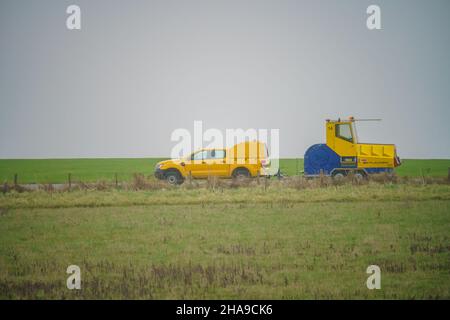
xmin=232 ymin=168 xmax=251 ymax=179
xmin=165 ymin=170 xmax=183 ymax=185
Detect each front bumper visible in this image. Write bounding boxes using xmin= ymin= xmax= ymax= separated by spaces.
xmin=154 ymin=168 xmax=165 ymax=179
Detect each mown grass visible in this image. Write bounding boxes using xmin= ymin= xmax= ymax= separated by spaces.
xmin=279 ymin=158 xmax=450 ymax=177
xmin=0 ymin=196 xmax=449 ymax=299
xmin=393 ymin=159 xmax=450 ymax=177
xmin=0 ymin=158 xmax=164 ymax=184
xmin=0 ymin=158 xmax=449 ymax=183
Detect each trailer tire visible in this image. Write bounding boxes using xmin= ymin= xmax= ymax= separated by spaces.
xmin=332 ymin=171 xmax=345 ymax=181
xmin=354 ymin=171 xmax=366 ymax=181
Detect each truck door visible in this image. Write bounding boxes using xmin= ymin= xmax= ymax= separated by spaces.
xmin=334 ymin=123 xmax=357 ymax=157
xmin=184 ymin=150 xmax=208 ymax=177
xmin=205 ymin=149 xmax=229 ymax=176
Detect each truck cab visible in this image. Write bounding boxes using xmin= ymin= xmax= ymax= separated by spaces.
xmin=305 ymin=117 xmax=401 ymax=178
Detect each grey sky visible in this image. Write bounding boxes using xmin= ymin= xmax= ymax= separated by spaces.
xmin=1 ymin=0 xmax=449 ymax=159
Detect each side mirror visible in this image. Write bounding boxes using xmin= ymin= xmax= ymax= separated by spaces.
xmin=180 ymin=162 xmax=185 ymax=167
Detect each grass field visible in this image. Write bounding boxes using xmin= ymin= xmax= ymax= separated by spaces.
xmin=0 ymin=183 xmax=450 ymax=299
xmin=0 ymin=158 xmax=449 ymax=184
xmin=0 ymin=158 xmax=449 ymax=299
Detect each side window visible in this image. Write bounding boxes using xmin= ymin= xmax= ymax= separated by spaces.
xmin=209 ymin=150 xmax=225 ymax=159
xmin=191 ymin=150 xmax=207 ymax=160
xmin=336 ymin=124 xmax=353 ymax=142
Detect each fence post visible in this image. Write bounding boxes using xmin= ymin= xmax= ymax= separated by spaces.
xmin=448 ymin=167 xmax=450 ymax=182
xmin=296 ymin=158 xmax=299 ymax=176
xmin=14 ymin=173 xmax=18 ymax=188
xmin=115 ymin=173 xmax=118 ymax=188
xmin=68 ymin=173 xmax=72 ymax=190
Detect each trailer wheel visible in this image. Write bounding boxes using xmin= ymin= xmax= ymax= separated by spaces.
xmin=354 ymin=171 xmax=365 ymax=181
xmin=332 ymin=171 xmax=345 ymax=181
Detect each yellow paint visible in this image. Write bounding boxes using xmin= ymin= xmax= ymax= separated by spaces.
xmin=157 ymin=141 xmax=268 ymax=178
xmin=326 ymin=121 xmax=357 ymax=156
xmin=357 ymin=143 xmax=396 ymax=168
xmin=325 ymin=118 xmax=399 ymax=169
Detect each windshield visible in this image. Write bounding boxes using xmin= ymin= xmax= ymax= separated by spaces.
xmin=336 ymin=123 xmax=353 ymax=142
xmin=191 ymin=150 xmax=208 ymax=160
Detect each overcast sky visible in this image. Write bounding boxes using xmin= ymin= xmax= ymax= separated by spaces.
xmin=1 ymin=0 xmax=449 ymax=159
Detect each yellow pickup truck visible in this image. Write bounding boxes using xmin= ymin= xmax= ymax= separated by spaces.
xmin=155 ymin=141 xmax=269 ymax=184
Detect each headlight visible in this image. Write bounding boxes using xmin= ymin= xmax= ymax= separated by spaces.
xmin=155 ymin=164 xmax=162 ymax=170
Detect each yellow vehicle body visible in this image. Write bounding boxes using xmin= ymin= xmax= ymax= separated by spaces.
xmin=325 ymin=117 xmax=400 ymax=172
xmin=155 ymin=141 xmax=268 ymax=184
xmin=304 ymin=117 xmax=401 ymax=177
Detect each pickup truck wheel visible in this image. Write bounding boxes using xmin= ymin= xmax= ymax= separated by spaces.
xmin=165 ymin=170 xmax=183 ymax=185
xmin=232 ymin=168 xmax=250 ymax=179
